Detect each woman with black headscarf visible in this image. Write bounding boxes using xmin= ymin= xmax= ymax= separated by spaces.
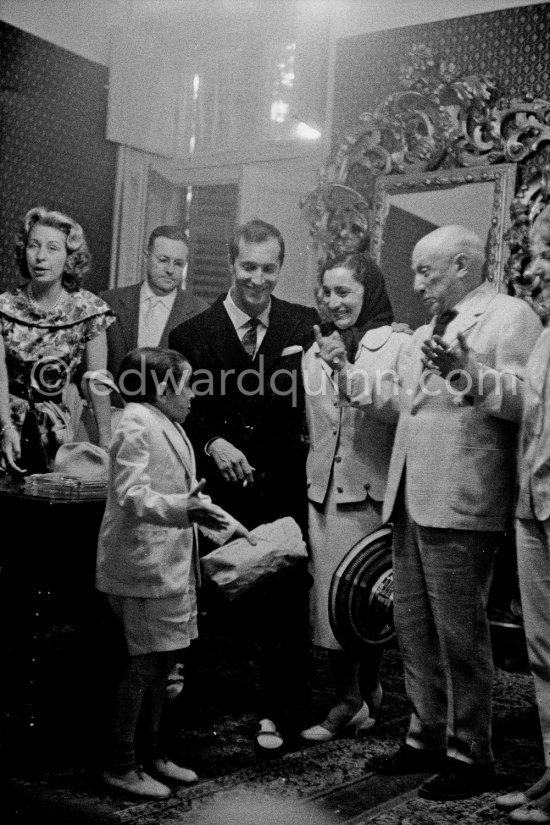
xmin=301 ymin=252 xmax=410 ymax=742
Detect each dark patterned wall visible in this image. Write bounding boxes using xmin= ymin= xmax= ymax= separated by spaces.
xmin=0 ymin=22 xmax=117 ymax=294
xmin=333 ymin=3 xmax=550 ymax=148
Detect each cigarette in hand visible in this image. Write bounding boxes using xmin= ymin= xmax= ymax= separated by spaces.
xmin=189 ymin=478 xmax=206 ymax=496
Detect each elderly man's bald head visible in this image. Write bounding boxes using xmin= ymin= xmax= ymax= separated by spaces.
xmin=414 ymin=225 xmax=485 ymax=273
xmin=412 ymin=225 xmax=486 ymax=317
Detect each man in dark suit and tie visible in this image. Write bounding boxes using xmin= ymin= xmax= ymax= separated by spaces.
xmin=169 ymin=218 xmax=320 ymax=755
xmin=100 ymin=225 xmax=208 ymax=383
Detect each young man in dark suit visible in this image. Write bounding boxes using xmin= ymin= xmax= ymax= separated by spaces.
xmin=169 ymin=218 xmax=320 ymax=755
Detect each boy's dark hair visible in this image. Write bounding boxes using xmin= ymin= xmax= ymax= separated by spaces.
xmin=117 ymin=347 xmax=190 ymax=404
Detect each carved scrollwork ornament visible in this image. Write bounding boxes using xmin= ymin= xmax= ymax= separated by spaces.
xmin=300 ymin=182 xmax=371 ymax=266
xmin=301 ymin=44 xmax=550 ymax=316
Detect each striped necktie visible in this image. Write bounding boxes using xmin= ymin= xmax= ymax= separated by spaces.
xmin=241 ymin=317 xmax=260 ymax=358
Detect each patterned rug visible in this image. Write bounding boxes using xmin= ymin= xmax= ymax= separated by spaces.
xmin=3 ymin=633 xmax=539 ymax=825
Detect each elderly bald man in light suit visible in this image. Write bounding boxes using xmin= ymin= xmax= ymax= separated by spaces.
xmin=366 ymin=225 xmax=542 ymax=802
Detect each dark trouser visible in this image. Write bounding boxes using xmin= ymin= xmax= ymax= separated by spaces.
xmin=199 ymin=448 xmax=312 ymax=734
xmin=227 ymin=560 xmax=312 ymax=734
xmin=108 ymin=650 xmax=178 ymax=774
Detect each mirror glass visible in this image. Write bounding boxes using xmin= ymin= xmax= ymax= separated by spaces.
xmin=370 ymin=165 xmax=517 ymax=329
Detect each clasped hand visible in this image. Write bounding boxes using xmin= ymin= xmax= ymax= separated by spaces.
xmin=313 ymin=324 xmax=347 ymax=372
xmin=421 ymin=332 xmax=470 ymax=378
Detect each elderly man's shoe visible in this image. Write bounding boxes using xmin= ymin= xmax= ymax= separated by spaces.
xmin=366 ymin=743 xmax=446 ymax=775
xmin=418 ymin=758 xmax=496 ymax=801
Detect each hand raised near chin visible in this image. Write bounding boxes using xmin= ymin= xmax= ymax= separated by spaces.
xmin=313 ymin=324 xmax=347 ymax=372
xmin=421 ymin=332 xmax=470 ymax=378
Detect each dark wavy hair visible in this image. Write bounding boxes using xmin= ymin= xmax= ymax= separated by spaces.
xmin=228 ymin=219 xmax=285 ymax=266
xmin=117 ymin=347 xmax=191 ymax=405
xmin=15 ymin=206 xmax=91 ymax=291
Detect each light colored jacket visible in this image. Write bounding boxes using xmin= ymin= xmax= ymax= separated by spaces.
xmin=96 ymin=402 xmax=199 ymax=598
xmin=383 ymin=283 xmax=542 ymax=531
xmin=304 ymin=326 xmax=408 ymax=506
xmin=516 ymin=326 xmax=550 ymax=521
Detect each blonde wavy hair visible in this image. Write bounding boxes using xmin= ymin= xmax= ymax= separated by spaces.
xmin=15 ymin=206 xmax=91 ymax=291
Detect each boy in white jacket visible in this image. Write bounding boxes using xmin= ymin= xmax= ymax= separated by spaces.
xmin=97 ymin=347 xmax=252 ymax=799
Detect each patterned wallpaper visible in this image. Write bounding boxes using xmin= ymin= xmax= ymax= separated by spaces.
xmin=333 ymin=3 xmax=550 ymax=151
xmin=0 ymin=22 xmax=117 ymax=294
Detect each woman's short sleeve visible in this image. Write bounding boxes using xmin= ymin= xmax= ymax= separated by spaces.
xmin=76 ymin=290 xmax=116 ymax=343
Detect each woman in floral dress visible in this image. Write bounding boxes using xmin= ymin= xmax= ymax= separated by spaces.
xmin=0 ymin=206 xmax=115 ymax=474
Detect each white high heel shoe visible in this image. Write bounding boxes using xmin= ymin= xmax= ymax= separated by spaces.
xmin=300 ymin=702 xmax=375 ymax=742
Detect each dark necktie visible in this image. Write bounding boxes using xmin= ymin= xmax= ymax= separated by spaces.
xmin=241 ymin=317 xmax=260 ymax=358
xmin=422 ymin=309 xmax=458 ymax=379
xmin=432 ymin=309 xmax=458 ymax=338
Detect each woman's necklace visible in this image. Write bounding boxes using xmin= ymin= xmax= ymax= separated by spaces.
xmin=27 ymin=283 xmax=66 ymax=312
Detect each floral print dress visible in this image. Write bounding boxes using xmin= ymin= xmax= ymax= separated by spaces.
xmin=0 ymin=287 xmax=115 ymax=468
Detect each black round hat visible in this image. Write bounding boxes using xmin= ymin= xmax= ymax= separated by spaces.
xmin=329 ymin=525 xmax=395 ymax=652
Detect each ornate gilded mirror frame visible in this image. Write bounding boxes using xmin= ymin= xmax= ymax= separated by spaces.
xmin=301 ymin=44 xmax=550 ymax=320
xmin=370 ymin=164 xmax=517 ymax=285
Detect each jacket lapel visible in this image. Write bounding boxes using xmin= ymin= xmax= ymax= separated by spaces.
xmin=160 ymin=291 xmax=190 ymax=347
xmin=117 ymin=286 xmax=140 ymax=351
xmin=311 ymin=341 xmax=338 ymax=389
xmin=410 ymin=320 xmax=435 ymax=408
xmin=146 ymin=404 xmax=195 ymax=481
xmin=207 ymin=297 xmax=253 ymax=369
xmin=258 ymin=296 xmax=303 ymax=371
xmin=162 ymin=423 xmax=195 ymax=482
xmin=447 ymin=285 xmax=495 ymax=345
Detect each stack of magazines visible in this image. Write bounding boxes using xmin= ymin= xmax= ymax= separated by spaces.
xmin=24 ymin=472 xmax=107 ymax=500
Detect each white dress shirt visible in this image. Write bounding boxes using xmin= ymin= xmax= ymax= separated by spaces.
xmin=223 ymin=290 xmax=270 ymax=358
xmin=137 ymin=281 xmax=177 ymax=347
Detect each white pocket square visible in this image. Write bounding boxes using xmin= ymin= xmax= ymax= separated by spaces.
xmin=281 ymin=345 xmax=303 ymax=356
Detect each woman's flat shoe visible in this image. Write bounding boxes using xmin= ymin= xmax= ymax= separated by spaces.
xmin=496 ymin=792 xmax=531 ymax=812
xmin=255 ymin=718 xmax=284 ymax=757
xmin=300 ymin=702 xmax=375 ymax=742
xmin=509 ymin=802 xmax=550 ymax=823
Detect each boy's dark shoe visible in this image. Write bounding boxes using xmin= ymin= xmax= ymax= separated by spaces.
xmin=418 ymin=758 xmax=496 ymax=801
xmin=365 ymin=743 xmax=447 ymax=775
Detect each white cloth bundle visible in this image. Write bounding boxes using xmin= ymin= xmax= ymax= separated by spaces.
xmin=201 ymin=516 xmax=307 ymax=600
